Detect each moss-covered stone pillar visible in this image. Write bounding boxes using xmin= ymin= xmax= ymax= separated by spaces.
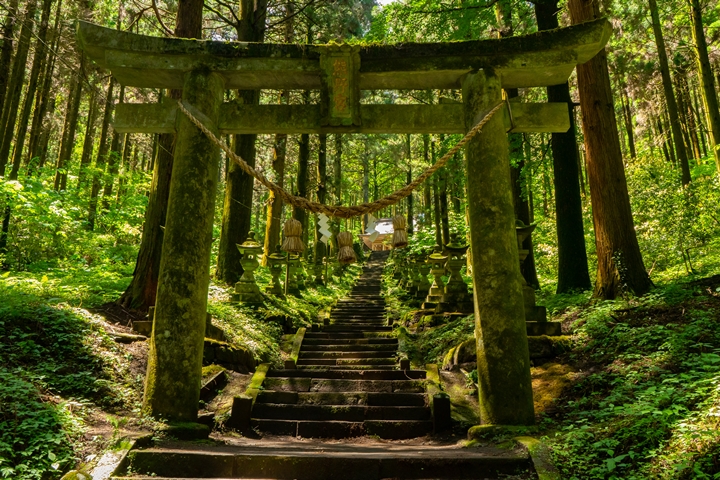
xmin=462 ymin=70 xmax=534 ymax=425
xmin=143 ymin=68 xmax=225 ymax=421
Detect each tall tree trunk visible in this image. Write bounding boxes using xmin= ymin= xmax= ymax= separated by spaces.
xmin=88 ymin=78 xmax=115 ymax=230
xmin=497 ymin=1 xmax=539 ymax=287
xmin=677 ymin=67 xmax=702 ymax=160
xmin=405 ymin=134 xmax=413 ymax=235
xmin=649 ymin=0 xmax=690 ymax=184
xmin=431 ymin=140 xmax=442 ymax=246
xmin=688 ymin=0 xmax=720 ymax=171
xmin=422 ymin=134 xmax=431 ymax=226
xmin=569 ymin=0 xmax=652 ymax=298
xmin=118 ymin=0 xmax=204 ymax=310
xmin=9 ymin=0 xmax=52 ymax=179
xmin=656 ymin=116 xmax=672 ymax=163
xmin=619 ymin=86 xmax=637 ymax=159
xmin=77 ymin=87 xmax=98 ymax=187
xmin=0 ymin=0 xmax=38 ymax=176
xmin=216 ymin=0 xmax=268 ymax=284
xmin=535 ymin=0 xmax=591 ymax=293
xmin=263 ymin=131 xmax=286 ymax=263
xmin=28 ymin=0 xmax=62 ymax=167
xmin=314 ymin=134 xmax=327 ymax=262
xmin=361 ymin=137 xmax=369 ymax=233
xmin=0 ymin=0 xmax=19 ymax=119
xmin=54 ymin=56 xmax=85 ymax=191
xmin=691 ymin=82 xmax=709 ymax=157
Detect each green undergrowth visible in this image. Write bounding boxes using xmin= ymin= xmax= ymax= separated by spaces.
xmin=0 ymin=256 xmax=360 ymax=479
xmin=207 ymin=264 xmax=361 ymax=366
xmin=0 ymin=277 xmax=144 ymax=479
xmin=541 ymin=278 xmax=720 ymax=479
xmin=383 ymin=257 xmax=720 ymax=478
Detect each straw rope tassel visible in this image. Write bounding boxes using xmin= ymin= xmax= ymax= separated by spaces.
xmin=281 ymin=218 xmax=305 ymax=253
xmin=337 ymin=231 xmax=356 ymax=264
xmin=392 ymin=215 xmax=408 ymax=248
xmin=177 ymin=100 xmax=504 ymax=219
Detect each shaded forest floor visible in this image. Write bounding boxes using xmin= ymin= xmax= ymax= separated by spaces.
xmin=392 ymin=271 xmax=720 ymax=479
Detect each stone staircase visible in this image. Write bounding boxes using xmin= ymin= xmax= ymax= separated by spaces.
xmin=250 ymin=250 xmax=433 ymax=439
xmin=110 ymin=251 xmax=538 ymax=479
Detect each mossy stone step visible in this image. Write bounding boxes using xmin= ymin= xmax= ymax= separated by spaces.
xmin=301 ymin=344 xmax=397 ymax=352
xmin=304 ymin=332 xmax=393 ymax=339
xmin=264 ymin=369 xmax=425 ymax=380
xmin=322 ymin=325 xmax=392 ymax=332
xmin=296 ymin=358 xmax=397 ymax=366
xmin=298 ymin=365 xmax=399 ymax=370
xmin=299 ymin=350 xmax=397 ymax=359
xmin=251 ymin=404 xmax=431 ymax=421
xmin=114 ymin=440 xmax=532 ymax=479
xmin=302 ymin=338 xmax=397 ymax=345
xmin=256 ymin=391 xmax=427 ymax=406
xmin=262 ymin=378 xmax=426 ymax=393
xmin=249 ymin=419 xmax=434 ymax=439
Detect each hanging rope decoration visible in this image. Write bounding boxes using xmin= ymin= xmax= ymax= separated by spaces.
xmin=281 ymin=218 xmax=305 ymax=253
xmin=176 ymin=100 xmax=505 ymax=219
xmin=337 ymin=231 xmax=357 ymax=264
xmin=391 ymin=215 xmax=408 ymax=248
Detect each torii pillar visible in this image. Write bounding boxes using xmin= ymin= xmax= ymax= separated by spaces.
xmin=143 ymin=69 xmax=225 ymax=420
xmin=463 ymin=71 xmax=534 ymax=425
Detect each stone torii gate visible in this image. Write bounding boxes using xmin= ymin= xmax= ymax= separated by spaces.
xmin=76 ymin=19 xmax=610 ymax=426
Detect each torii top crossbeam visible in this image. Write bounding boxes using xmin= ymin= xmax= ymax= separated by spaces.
xmin=77 ymin=19 xmax=610 ymax=135
xmin=77 ymin=19 xmax=609 ymax=91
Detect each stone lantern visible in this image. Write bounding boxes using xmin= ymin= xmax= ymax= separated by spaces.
xmin=423 ymin=245 xmax=448 ymax=310
xmin=232 ymin=232 xmax=264 ymax=304
xmin=265 ymin=245 xmax=286 ymax=297
xmin=416 ymin=252 xmax=432 ymax=300
xmin=437 ymin=234 xmax=473 ymax=314
xmin=286 ymin=254 xmax=301 ymax=296
xmin=515 ymin=220 xmax=548 ymax=325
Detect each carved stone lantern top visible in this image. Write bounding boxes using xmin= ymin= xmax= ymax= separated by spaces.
xmin=515 ymin=220 xmax=537 ymax=247
xmin=237 ymin=231 xmax=263 ymax=257
xmin=444 ymin=233 xmax=468 ymax=258
xmin=268 ymin=244 xmax=286 ymax=262
xmin=428 ymin=244 xmax=448 ymax=262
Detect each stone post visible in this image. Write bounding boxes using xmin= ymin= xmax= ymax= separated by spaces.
xmin=462 ymin=70 xmax=534 ymax=425
xmin=143 ymin=69 xmax=224 ymax=421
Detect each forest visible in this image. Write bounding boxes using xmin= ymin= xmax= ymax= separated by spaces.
xmin=1 ymin=0 xmax=720 ymax=478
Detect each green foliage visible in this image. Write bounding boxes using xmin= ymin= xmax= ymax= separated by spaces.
xmin=0 ymin=283 xmax=143 ymax=479
xmin=395 ymin=314 xmax=474 ymax=365
xmin=0 ymin=168 xmax=149 ymax=271
xmin=545 ymin=281 xmax=720 ymax=479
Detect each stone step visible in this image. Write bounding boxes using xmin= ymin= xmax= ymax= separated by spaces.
xmin=252 ymin=404 xmax=431 ymax=421
xmin=299 ymin=350 xmax=397 ymax=359
xmin=297 ymin=365 xmax=399 ymax=370
xmin=265 ymin=369 xmax=425 ymax=380
xmin=302 ymin=338 xmax=398 ymax=345
xmin=250 ymin=419 xmax=433 ymax=439
xmin=301 ymin=344 xmax=398 ymax=352
xmin=304 ymin=332 xmax=393 ymax=339
xmin=296 ymin=358 xmax=397 ymax=366
xmin=322 ymin=325 xmax=392 ymax=332
xmin=115 ymin=443 xmax=532 ymax=479
xmin=262 ymin=378 xmax=426 ymax=393
xmin=255 ymin=391 xmax=427 ymax=406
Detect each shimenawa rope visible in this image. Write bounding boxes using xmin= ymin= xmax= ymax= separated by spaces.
xmin=176 ymin=100 xmax=504 ymax=219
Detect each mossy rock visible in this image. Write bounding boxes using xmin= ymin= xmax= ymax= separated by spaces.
xmin=467 ymin=424 xmax=537 ymax=441
xmin=60 ymin=472 xmax=91 ymax=480
xmin=156 ymin=421 xmax=211 ymax=440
